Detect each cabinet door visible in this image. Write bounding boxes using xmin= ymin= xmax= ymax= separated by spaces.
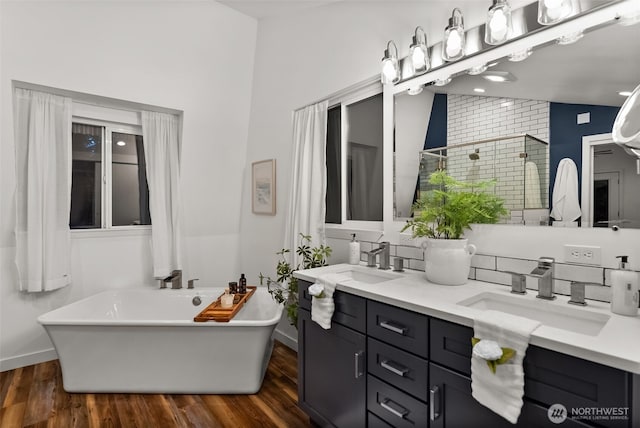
xmin=429 ymin=363 xmax=592 ymax=428
xmin=298 ymin=309 xmax=366 ymax=428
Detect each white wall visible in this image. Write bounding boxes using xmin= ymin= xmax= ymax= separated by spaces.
xmin=0 ymin=1 xmax=257 ymax=370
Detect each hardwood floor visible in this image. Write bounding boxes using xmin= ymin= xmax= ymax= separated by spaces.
xmin=0 ymin=341 xmax=311 ymax=428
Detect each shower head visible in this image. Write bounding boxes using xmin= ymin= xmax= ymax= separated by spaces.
xmin=469 ymin=149 xmax=480 ymax=160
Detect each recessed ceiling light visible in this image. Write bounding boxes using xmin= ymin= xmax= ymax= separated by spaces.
xmin=434 ymin=77 xmax=452 ymax=86
xmin=407 ymin=86 xmax=424 ymax=95
xmin=116 ymin=141 xmax=126 ymax=146
xmin=474 ymin=88 xmax=486 ymax=93
xmin=468 ymin=64 xmax=488 ymax=75
xmin=481 ymin=71 xmax=517 ymax=83
xmin=508 ymin=48 xmax=532 ymax=62
xmin=619 ymin=91 xmax=633 ymax=97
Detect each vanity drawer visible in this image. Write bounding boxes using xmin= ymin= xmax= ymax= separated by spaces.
xmin=430 ymin=318 xmax=632 ymax=427
xmin=367 ymin=375 xmax=428 ymax=428
xmin=368 ymin=337 xmax=428 ymax=402
xmin=298 ymin=280 xmax=366 ymax=333
xmin=367 ymin=300 xmax=429 ymax=358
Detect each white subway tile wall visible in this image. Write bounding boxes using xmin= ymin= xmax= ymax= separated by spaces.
xmin=330 ymin=236 xmax=638 ymax=303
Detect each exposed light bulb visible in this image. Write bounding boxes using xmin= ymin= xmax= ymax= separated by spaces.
xmin=446 ymin=30 xmax=463 ymax=58
xmin=490 ymin=10 xmax=508 ymax=39
xmin=116 ymin=141 xmax=126 ymax=147
xmin=538 ymin=0 xmax=571 ymax=25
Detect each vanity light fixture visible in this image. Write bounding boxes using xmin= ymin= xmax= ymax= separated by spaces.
xmin=468 ymin=63 xmax=488 ymax=75
xmin=557 ymin=30 xmax=584 ymax=45
xmin=508 ymin=47 xmax=532 ymax=62
xmin=442 ymin=8 xmax=466 ymax=62
xmin=485 ymin=0 xmax=512 ymax=45
xmin=409 ymin=26 xmax=430 ymax=74
xmin=538 ymin=0 xmax=572 ymax=25
xmin=381 ymin=40 xmax=401 ymax=85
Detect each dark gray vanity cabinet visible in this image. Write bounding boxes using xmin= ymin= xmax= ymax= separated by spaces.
xmin=298 ymin=280 xmax=367 ymax=427
xmin=297 ymin=279 xmax=638 ymax=427
xmin=429 ymin=318 xmax=635 ymax=428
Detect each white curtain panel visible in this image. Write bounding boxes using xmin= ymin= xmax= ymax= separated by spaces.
xmin=141 ymin=111 xmax=182 ymax=278
xmin=13 ymin=88 xmax=72 ymax=292
xmin=284 ymin=101 xmax=329 ymax=268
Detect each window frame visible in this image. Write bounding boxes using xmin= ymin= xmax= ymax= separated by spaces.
xmin=325 ymin=80 xmax=384 ymax=233
xmin=71 ymin=116 xmax=151 ymax=234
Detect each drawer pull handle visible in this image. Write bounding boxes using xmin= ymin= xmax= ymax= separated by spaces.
xmin=380 ymin=360 xmax=409 ymax=377
xmin=430 ymin=385 xmax=441 ymax=421
xmin=380 ymin=399 xmax=409 ymax=419
xmin=379 ymin=320 xmax=407 ymax=335
xmin=354 ymin=351 xmax=364 ymax=379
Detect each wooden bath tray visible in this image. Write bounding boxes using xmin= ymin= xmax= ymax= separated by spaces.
xmin=194 ymin=286 xmax=257 ymax=322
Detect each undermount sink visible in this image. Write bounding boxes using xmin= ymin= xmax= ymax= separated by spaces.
xmin=457 ymin=292 xmax=610 ymax=336
xmin=334 ymin=267 xmax=399 ymax=284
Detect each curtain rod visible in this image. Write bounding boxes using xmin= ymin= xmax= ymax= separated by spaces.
xmin=295 ymin=75 xmax=380 ymax=112
xmin=12 ymin=80 xmax=182 ymax=116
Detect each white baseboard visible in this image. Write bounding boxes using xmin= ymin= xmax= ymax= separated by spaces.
xmin=0 ymin=348 xmax=58 ymax=372
xmin=274 ymin=328 xmax=298 ymax=353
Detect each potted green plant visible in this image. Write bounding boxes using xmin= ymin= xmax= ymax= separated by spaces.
xmin=260 ymin=233 xmax=331 ymax=328
xmin=402 ymin=170 xmax=507 ymax=285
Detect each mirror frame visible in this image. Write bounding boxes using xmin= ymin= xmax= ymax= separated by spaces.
xmin=382 ymin=0 xmax=639 ymax=242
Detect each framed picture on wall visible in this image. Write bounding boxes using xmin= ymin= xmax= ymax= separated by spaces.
xmin=252 ymin=159 xmax=276 ymax=215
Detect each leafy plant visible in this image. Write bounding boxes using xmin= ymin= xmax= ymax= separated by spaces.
xmin=259 ymin=233 xmax=332 ymax=328
xmin=402 ymin=170 xmax=508 ymax=239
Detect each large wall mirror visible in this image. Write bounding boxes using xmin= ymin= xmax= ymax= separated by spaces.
xmin=393 ymin=13 xmax=640 ymax=229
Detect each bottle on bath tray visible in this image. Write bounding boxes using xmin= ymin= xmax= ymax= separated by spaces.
xmin=220 ymin=289 xmax=234 ymax=309
xmin=349 ymin=233 xmax=360 ymax=265
xmin=229 ymin=281 xmax=238 ymax=294
xmin=239 ymin=273 xmax=247 ymax=294
xmin=611 ymin=255 xmax=639 ymax=316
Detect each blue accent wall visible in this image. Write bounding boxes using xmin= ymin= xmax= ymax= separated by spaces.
xmin=424 ymin=93 xmax=447 ymax=149
xmin=549 ymin=102 xmax=619 ymax=205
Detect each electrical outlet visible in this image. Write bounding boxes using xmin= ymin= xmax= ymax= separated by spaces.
xmin=564 ymin=244 xmax=602 ymax=265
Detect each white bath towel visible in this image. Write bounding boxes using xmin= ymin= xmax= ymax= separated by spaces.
xmin=471 ymin=310 xmax=541 ymax=424
xmin=524 ymin=161 xmax=542 ymax=209
xmin=550 ymin=158 xmax=581 ymax=222
xmin=310 ymin=273 xmax=348 ymax=329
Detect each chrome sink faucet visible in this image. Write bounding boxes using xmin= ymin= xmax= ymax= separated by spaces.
xmin=528 ymin=257 xmax=555 ymax=300
xmin=163 ymin=270 xmax=183 ymax=289
xmin=368 ymin=242 xmax=391 ymax=270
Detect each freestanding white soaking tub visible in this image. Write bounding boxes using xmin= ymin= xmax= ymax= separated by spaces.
xmin=37 ymin=287 xmax=283 ymax=394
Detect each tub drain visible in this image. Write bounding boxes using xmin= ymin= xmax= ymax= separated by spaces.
xmin=192 ymin=296 xmax=202 ymax=306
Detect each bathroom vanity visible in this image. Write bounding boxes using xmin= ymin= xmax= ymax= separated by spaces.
xmin=294 ymin=265 xmax=640 ymax=427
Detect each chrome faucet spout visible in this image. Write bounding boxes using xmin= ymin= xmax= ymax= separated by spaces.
xmin=163 ymin=270 xmax=183 ymax=289
xmin=529 ymin=257 xmax=555 ymax=300
xmin=367 ymin=242 xmax=391 ymax=270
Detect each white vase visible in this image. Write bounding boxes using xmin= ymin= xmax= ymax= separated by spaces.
xmin=422 ymin=238 xmax=476 ymax=285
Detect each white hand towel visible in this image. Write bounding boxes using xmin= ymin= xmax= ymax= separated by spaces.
xmin=310 ymin=273 xmax=348 ymax=329
xmin=471 ymin=310 xmax=541 ymax=424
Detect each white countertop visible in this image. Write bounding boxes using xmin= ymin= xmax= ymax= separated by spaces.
xmin=294 ymin=263 xmax=640 ymax=375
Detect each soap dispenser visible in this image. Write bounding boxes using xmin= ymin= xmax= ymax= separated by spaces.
xmin=349 ymin=234 xmax=360 ymax=265
xmin=611 ymin=256 xmax=639 ymax=316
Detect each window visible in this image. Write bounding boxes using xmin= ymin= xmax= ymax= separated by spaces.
xmin=70 ymin=120 xmax=151 ymax=229
xmin=325 ymin=88 xmax=383 ymax=224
